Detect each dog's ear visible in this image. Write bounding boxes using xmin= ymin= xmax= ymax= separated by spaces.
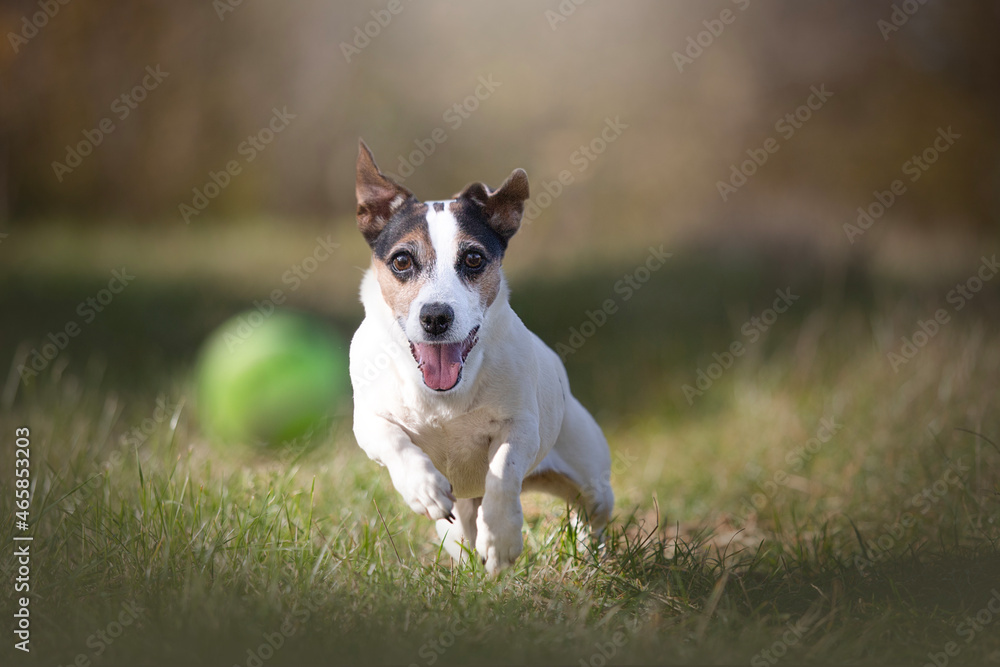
xmin=356 ymin=139 xmax=414 ymax=246
xmin=457 ymin=168 xmax=529 ymax=241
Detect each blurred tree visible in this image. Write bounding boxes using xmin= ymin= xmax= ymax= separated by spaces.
xmin=0 ymin=0 xmax=996 ymax=236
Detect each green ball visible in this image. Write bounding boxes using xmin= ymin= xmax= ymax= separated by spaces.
xmin=196 ymin=310 xmax=349 ymax=448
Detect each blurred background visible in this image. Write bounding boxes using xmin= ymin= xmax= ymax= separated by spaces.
xmin=1 ymin=0 xmax=998 ymax=428
xmin=3 ymin=2 xmax=1000 ymax=664
xmin=3 ymin=0 xmax=1000 ymax=228
xmin=3 ymin=0 xmax=1000 ymax=428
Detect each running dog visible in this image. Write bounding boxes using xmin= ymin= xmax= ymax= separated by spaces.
xmin=349 ymin=140 xmax=613 ymax=573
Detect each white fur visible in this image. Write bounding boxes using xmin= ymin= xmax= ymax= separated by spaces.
xmin=400 ymin=204 xmax=482 ymax=346
xmin=349 ymin=206 xmax=614 ymax=574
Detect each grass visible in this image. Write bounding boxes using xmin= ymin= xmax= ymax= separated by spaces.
xmin=2 ymin=226 xmax=999 ymax=665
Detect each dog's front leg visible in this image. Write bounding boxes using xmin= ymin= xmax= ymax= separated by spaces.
xmin=354 ymin=414 xmax=455 ymax=521
xmin=476 ymin=423 xmax=540 ymax=574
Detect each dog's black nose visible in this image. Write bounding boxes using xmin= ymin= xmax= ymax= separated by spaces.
xmin=420 ymin=303 xmax=454 ymax=336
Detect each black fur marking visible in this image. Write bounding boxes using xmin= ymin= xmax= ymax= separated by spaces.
xmin=371 ymin=200 xmax=431 ymax=261
xmin=433 ymin=201 xmax=444 ymax=212
xmin=448 ymin=198 xmax=509 ymax=259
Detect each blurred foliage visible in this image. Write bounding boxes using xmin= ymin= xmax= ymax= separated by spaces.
xmin=1 ymin=0 xmax=999 ymax=243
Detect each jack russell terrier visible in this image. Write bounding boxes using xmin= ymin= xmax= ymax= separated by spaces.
xmin=349 ymin=140 xmax=614 ymax=574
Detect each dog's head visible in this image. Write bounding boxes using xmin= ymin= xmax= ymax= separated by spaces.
xmin=355 ymin=139 xmax=529 ymax=392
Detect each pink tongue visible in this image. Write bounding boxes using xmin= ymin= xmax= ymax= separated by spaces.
xmin=413 ymin=343 xmax=464 ymax=391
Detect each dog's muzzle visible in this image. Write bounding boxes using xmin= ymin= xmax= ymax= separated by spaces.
xmin=409 ymin=326 xmax=479 ymax=391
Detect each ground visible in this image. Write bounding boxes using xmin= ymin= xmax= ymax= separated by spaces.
xmin=1 ymin=223 xmax=999 ymax=665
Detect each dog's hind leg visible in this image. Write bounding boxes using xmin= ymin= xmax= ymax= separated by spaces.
xmin=523 ymin=396 xmax=614 ymax=536
xmin=435 ymin=497 xmax=481 ymax=563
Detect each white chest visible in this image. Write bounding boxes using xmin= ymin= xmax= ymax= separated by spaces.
xmin=390 ymin=405 xmax=511 ymax=498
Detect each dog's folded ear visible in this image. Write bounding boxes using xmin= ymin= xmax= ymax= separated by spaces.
xmin=356 ymin=139 xmax=415 ymax=245
xmin=458 ymin=168 xmax=530 ymax=242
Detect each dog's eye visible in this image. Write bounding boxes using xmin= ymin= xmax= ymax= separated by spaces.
xmin=391 ymin=253 xmax=413 ymax=273
xmin=463 ymin=251 xmax=484 ymax=270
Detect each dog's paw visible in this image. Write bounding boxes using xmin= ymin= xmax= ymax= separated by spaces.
xmin=476 ymin=505 xmax=524 ymax=575
xmin=395 ymin=464 xmax=455 ymax=521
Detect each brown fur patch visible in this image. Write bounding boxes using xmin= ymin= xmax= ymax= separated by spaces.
xmin=356 ymin=140 xmax=415 ymax=246
xmin=479 ymin=265 xmax=502 ymax=309
xmin=373 ymin=261 xmax=424 ymax=321
xmin=372 ymin=227 xmax=436 ymax=322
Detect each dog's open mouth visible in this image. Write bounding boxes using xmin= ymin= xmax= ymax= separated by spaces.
xmin=409 ymin=326 xmax=479 ymax=391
